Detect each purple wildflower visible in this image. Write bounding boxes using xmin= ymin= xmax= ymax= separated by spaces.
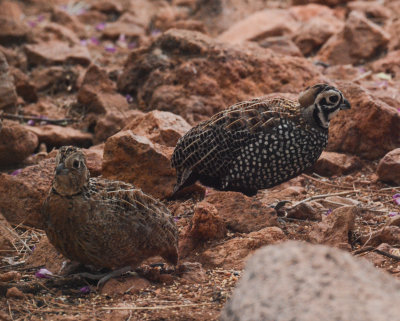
xmin=80 ymin=39 xmax=88 ymax=46
xmin=118 ymin=34 xmax=126 ymax=43
xmin=325 ymin=209 xmax=333 ymax=216
xmin=80 ymin=286 xmax=91 ymax=294
xmin=35 ymin=268 xmax=53 ymax=279
xmin=10 ymin=169 xmax=22 ymax=176
xmin=393 ymin=194 xmax=400 ymax=206
xmin=104 ymin=44 xmax=116 ymax=53
xmin=128 ymin=41 xmax=137 ymax=49
xmin=150 ymin=29 xmax=161 ymax=37
xmin=90 ymin=37 xmax=100 ymax=46
xmin=96 ymin=22 xmax=106 ymax=31
xmin=27 ymin=119 xmax=35 ymax=126
xmin=173 ymin=217 xmax=179 ymax=222
xmin=37 ymin=15 xmax=45 ymax=22
xmin=27 ymin=21 xmax=37 ymax=28
xmin=126 ymin=94 xmax=133 ymax=103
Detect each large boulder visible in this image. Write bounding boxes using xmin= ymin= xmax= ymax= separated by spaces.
xmin=328 ymin=82 xmax=400 ymax=160
xmin=221 ymin=241 xmax=400 ymax=321
xmin=118 ymin=29 xmax=323 ymax=124
xmin=377 ymin=148 xmax=400 ymax=185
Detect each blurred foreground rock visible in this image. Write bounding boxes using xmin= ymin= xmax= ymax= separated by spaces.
xmin=0 ymin=51 xmax=17 ymax=112
xmin=221 ymin=241 xmax=400 ymax=321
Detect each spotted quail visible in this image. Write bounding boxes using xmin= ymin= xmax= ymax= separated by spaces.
xmin=42 ymin=146 xmax=178 ymax=282
xmin=171 ymin=84 xmax=351 ymax=197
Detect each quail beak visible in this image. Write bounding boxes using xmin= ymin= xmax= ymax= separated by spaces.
xmin=55 ymin=163 xmax=68 ymax=175
xmin=340 ymin=99 xmax=351 ymax=110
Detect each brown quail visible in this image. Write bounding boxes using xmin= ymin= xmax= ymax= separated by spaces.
xmin=171 ymin=84 xmax=351 ymax=197
xmin=42 ymin=146 xmax=178 ymax=280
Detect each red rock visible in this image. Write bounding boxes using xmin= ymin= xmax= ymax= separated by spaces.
xmin=0 ymin=16 xmax=29 ymax=45
xmin=204 ymin=191 xmax=278 ymax=233
xmin=386 ymin=214 xmax=400 ymax=228
xmin=102 ymin=130 xmax=175 ymax=198
xmin=24 ymin=41 xmax=91 ymax=67
xmin=0 ymin=121 xmax=38 ymax=166
xmin=200 ymin=227 xmax=286 ymax=269
xmin=30 ymin=66 xmax=79 ymax=94
xmin=40 ymin=22 xmax=81 ymax=45
xmin=6 ymin=287 xmax=24 ymax=299
xmin=25 ymin=236 xmax=64 ymax=273
xmin=258 ymin=36 xmax=303 ymax=57
xmin=0 ymin=1 xmax=24 ymax=21
xmin=10 ymin=67 xmax=38 ymax=103
xmin=0 ymin=44 xmax=27 ymax=69
xmin=100 ymin=276 xmax=150 ymax=295
xmin=0 ymin=213 xmax=18 ymax=256
xmin=118 ymin=29 xmax=322 ymax=124
xmin=0 ymin=52 xmax=17 ymax=112
xmin=317 ymin=11 xmax=389 ymax=65
xmin=361 ymin=226 xmax=400 ymax=247
xmin=328 ymin=82 xmax=400 ymax=160
xmin=308 ymin=206 xmax=357 ymax=248
xmin=51 ymin=7 xmax=87 ymax=38
xmin=90 ymin=1 xmax=123 ymax=13
xmin=260 ymin=176 xmax=306 ymax=205
xmin=289 ymin=3 xmax=337 ymax=21
xmin=387 ymin=19 xmax=400 ymax=51
xmin=217 ymin=9 xmax=299 ymax=44
xmin=84 ymin=145 xmax=104 ymax=177
xmin=286 ymin=202 xmax=322 ymax=221
xmin=377 ymin=148 xmax=400 ymax=185
xmin=94 ymin=110 xmax=143 ymax=144
xmin=323 ymin=64 xmax=361 ymax=81
xmin=124 ymin=110 xmax=192 ymax=147
xmin=78 ymin=64 xmax=129 ymax=114
xmin=370 ymin=50 xmax=400 ymax=79
xmin=26 ymin=125 xmax=93 ymax=149
xmin=347 ymin=1 xmax=391 ymax=25
xmin=101 ymin=19 xmax=145 ymax=41
xmin=0 ymin=271 xmax=21 ymax=282
xmin=177 ymin=262 xmax=207 ymax=284
xmin=291 ymin=0 xmax=354 ymax=6
xmin=314 ymin=151 xmax=362 ymax=176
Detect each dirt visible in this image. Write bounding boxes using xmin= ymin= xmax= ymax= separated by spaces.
xmin=0 ymin=0 xmax=400 ymax=320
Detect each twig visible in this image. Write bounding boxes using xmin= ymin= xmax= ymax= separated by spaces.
xmin=352 ymin=70 xmax=372 ymax=82
xmin=101 ymin=303 xmax=214 ymax=311
xmin=303 ymin=174 xmax=353 ymax=189
xmin=1 ymin=113 xmax=78 ymax=125
xmin=353 ymin=246 xmax=400 ymax=261
xmin=290 ymin=190 xmax=360 ymax=208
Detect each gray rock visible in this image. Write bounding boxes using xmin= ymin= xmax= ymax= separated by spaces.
xmin=221 ymin=241 xmax=400 ymax=321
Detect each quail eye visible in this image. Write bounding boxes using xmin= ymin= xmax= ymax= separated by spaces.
xmin=329 ymin=95 xmax=339 ymax=103
xmin=320 ymin=97 xmax=327 ymax=105
xmin=73 ymin=160 xmax=80 ymax=169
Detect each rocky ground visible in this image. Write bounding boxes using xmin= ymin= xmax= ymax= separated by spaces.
xmin=0 ymin=0 xmax=400 ymax=320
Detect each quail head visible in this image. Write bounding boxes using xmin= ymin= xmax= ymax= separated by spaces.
xmin=171 ymin=84 xmax=350 ymax=197
xmin=42 ymin=146 xmax=179 ymax=275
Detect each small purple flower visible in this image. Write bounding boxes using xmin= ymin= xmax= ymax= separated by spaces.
xmin=150 ymin=29 xmax=161 ymax=37
xmin=128 ymin=41 xmax=137 ymax=50
xmin=96 ymin=22 xmax=106 ymax=31
xmin=90 ymin=37 xmax=100 ymax=46
xmin=104 ymin=44 xmax=116 ymax=53
xmin=79 ymin=286 xmax=90 ymax=294
xmin=35 ymin=268 xmax=53 ymax=279
xmin=174 ymin=217 xmax=179 ymax=222
xmin=393 ymin=194 xmax=400 ymax=206
xmin=389 ymin=212 xmax=399 ymax=217
xmin=27 ymin=119 xmax=35 ymax=126
xmin=37 ymin=15 xmax=45 ymax=22
xmin=80 ymin=39 xmax=88 ymax=46
xmin=10 ymin=169 xmax=22 ymax=176
xmin=75 ymin=8 xmax=86 ymax=16
xmin=325 ymin=209 xmax=333 ymax=216
xmin=27 ymin=21 xmax=37 ymax=28
xmin=118 ymin=34 xmax=126 ymax=43
xmin=126 ymin=94 xmax=133 ymax=103
xmin=397 ymin=108 xmax=400 ymax=113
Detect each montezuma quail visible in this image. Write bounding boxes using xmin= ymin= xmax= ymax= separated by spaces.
xmin=172 ymin=84 xmax=351 ymax=197
xmin=42 ymin=146 xmax=178 ymax=278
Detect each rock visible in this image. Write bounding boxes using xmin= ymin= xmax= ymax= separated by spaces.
xmin=25 ymin=41 xmax=91 ymax=67
xmin=221 ymin=241 xmax=400 ymax=321
xmin=291 ymin=0 xmax=355 ymax=6
xmin=200 ymin=227 xmax=286 ymax=269
xmin=179 ymin=202 xmax=226 ymax=257
xmin=31 ymin=66 xmax=79 ymax=94
xmin=25 ymin=125 xmax=93 ymax=149
xmin=124 ymin=110 xmax=192 ymax=147
xmin=317 ymin=11 xmax=389 ymax=65
xmin=0 ymin=121 xmax=39 ymax=166
xmin=323 ymin=64 xmax=361 ymax=81
xmin=100 ymin=276 xmax=150 ymax=295
xmin=41 ymin=22 xmax=81 ymax=45
xmin=286 ymin=202 xmax=322 ymax=221
xmin=118 ymin=29 xmax=322 ymax=124
xmin=258 ymin=36 xmax=303 ymax=57
xmin=6 ymin=287 xmax=24 ymax=299
xmin=217 ymin=9 xmax=299 ymax=44
xmin=314 ymin=151 xmax=361 ymax=176
xmin=260 ymin=176 xmax=307 ymax=205
xmin=387 ymin=19 xmax=400 ymax=51
xmin=0 ymin=16 xmax=29 ymax=45
xmin=101 ymin=20 xmax=145 ymax=41
xmin=51 ymin=7 xmax=87 ymax=38
xmin=370 ymin=50 xmax=400 ymax=79
xmin=361 ymin=226 xmax=400 ymax=247
xmin=0 ymin=52 xmax=17 ymax=111
xmin=177 ymin=262 xmax=207 ymax=284
xmin=0 ymin=213 xmax=18 ymax=256
xmin=10 ymin=67 xmax=38 ymax=103
xmin=0 ymin=271 xmax=21 ymax=282
xmin=386 ymin=214 xmax=400 ymax=228
xmin=347 ymin=1 xmax=391 ymax=25
xmin=308 ymin=206 xmax=357 ymax=248
xmin=78 ymin=64 xmax=129 ymax=114
xmin=94 ymin=110 xmax=144 ymax=144
xmin=25 ymin=236 xmax=65 ymax=273
xmin=377 ymin=148 xmax=400 ymax=185
xmin=84 ymin=145 xmax=104 ymax=177
xmin=102 ymin=131 xmax=175 ymax=198
xmin=204 ymin=191 xmax=278 ymax=233
xmin=327 ymin=82 xmax=400 ymax=160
